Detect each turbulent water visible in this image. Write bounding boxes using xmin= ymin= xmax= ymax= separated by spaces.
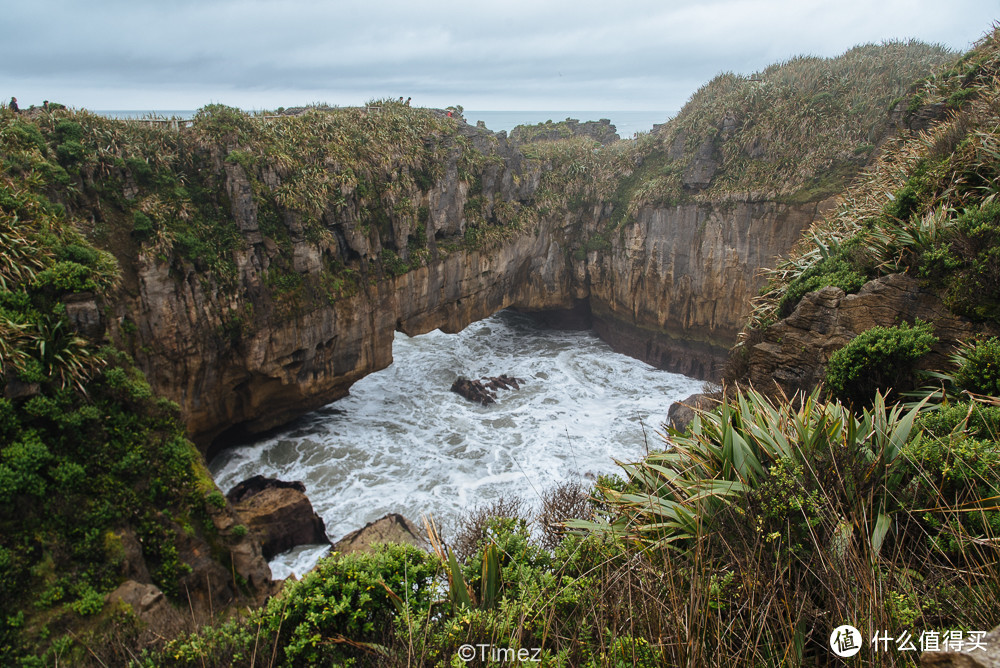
xmin=210 ymin=310 xmax=704 ymax=578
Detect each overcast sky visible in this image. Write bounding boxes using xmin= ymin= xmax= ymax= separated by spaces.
xmin=1 ymin=0 xmax=997 ymax=112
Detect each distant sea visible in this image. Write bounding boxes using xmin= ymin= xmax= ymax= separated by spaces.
xmin=95 ymin=109 xmax=676 ymax=139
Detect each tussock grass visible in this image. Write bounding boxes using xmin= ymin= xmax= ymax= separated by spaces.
xmin=745 ymin=27 xmax=1000 ymax=333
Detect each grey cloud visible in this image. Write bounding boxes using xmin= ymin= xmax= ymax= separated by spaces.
xmin=1 ymin=0 xmax=996 ymax=110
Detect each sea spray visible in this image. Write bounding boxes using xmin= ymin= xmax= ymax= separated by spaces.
xmin=210 ymin=310 xmax=704 ymax=577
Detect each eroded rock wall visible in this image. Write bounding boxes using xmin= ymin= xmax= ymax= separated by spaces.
xmin=107 ymin=125 xmax=833 ymax=455
xmin=589 ymin=197 xmax=836 ymax=379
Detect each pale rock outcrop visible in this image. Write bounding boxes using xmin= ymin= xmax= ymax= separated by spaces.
xmin=333 ymin=513 xmax=429 ymax=554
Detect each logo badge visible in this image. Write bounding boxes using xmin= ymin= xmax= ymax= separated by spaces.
xmin=830 ymin=625 xmax=862 ymax=658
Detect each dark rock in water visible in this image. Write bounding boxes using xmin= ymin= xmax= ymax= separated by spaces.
xmin=333 ymin=513 xmax=429 ymax=554
xmin=227 ymin=475 xmax=306 ymax=503
xmin=228 ymin=476 xmax=330 ymax=560
xmin=451 ymin=374 xmax=525 ymax=405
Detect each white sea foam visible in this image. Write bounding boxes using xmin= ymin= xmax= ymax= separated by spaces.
xmin=209 ymin=310 xmax=704 ymax=577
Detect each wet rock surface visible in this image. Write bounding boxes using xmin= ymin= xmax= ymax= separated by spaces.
xmin=451 ymin=374 xmax=525 ymax=405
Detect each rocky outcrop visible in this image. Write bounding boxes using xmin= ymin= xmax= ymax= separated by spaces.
xmin=227 ymin=476 xmax=330 ymax=560
xmin=107 ymin=581 xmax=187 ymax=645
xmin=509 ymin=118 xmax=619 ymax=145
xmin=451 ymin=374 xmax=524 ymax=405
xmin=667 ymin=392 xmax=720 ymax=430
xmin=333 ymin=513 xmax=428 ymax=554
xmin=745 ymin=274 xmax=1000 ymax=397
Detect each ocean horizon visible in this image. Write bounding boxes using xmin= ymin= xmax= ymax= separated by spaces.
xmin=93 ymin=109 xmax=676 ymax=138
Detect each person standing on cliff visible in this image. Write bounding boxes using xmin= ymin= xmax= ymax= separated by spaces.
xmin=8 ymin=97 xmax=18 ymax=113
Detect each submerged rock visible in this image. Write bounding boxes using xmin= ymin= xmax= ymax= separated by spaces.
xmin=228 ymin=476 xmax=331 ymax=560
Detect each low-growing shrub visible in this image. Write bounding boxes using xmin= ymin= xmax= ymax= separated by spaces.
xmin=825 ymin=320 xmax=937 ymax=406
xmin=954 ymin=337 xmax=1000 ymax=397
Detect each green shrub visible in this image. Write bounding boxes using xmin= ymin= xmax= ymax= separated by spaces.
xmin=778 ymin=240 xmax=872 ymax=317
xmin=31 ymin=261 xmax=97 ymax=294
xmin=58 ymin=244 xmax=99 ymax=267
xmin=53 ymin=121 xmax=83 ymax=142
xmin=917 ymin=401 xmax=1000 ymax=440
xmin=941 ymin=203 xmax=1000 ymax=320
xmin=266 ymin=543 xmax=440 ymax=666
xmin=55 ymin=140 xmax=85 ymax=165
xmin=131 ymin=211 xmax=154 ymax=239
xmin=825 ymin=320 xmax=937 ymax=406
xmin=954 ymin=337 xmax=1000 ymax=396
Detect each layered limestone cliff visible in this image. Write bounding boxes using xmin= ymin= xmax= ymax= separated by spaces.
xmin=589 ymin=197 xmax=836 ymax=378
xmin=103 ymin=118 xmax=830 ymax=456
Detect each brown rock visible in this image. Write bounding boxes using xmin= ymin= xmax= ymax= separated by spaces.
xmin=668 ymin=392 xmax=720 ymax=431
xmin=106 ymin=580 xmax=186 ymax=640
xmin=333 ymin=513 xmax=428 ymax=554
xmin=746 ymin=274 xmax=1000 ymax=398
xmin=921 ymin=624 xmax=1000 ymax=667
xmin=228 ymin=476 xmax=331 ymax=559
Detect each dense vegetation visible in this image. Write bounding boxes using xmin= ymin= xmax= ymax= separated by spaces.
xmin=0 ymin=113 xmax=250 ymax=664
xmin=521 ymin=39 xmax=954 ymax=237
xmin=749 ymin=28 xmax=1000 ymax=330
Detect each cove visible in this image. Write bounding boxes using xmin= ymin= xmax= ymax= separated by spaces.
xmin=209 ymin=310 xmax=703 ymax=577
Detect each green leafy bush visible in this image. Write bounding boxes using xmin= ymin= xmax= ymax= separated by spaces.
xmin=954 ymin=337 xmax=1000 ymax=396
xmin=825 ymin=320 xmax=937 ymax=405
xmin=31 ymin=261 xmax=97 ymax=294
xmin=941 ymin=203 xmax=1000 ymax=320
xmin=265 ymin=544 xmax=440 ymax=666
xmin=777 ymin=239 xmax=872 ymax=317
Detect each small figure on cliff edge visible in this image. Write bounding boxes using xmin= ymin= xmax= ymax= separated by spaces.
xmin=405 ymin=97 xmax=411 ymax=106
xmin=43 ymin=100 xmax=49 ymax=112
xmin=8 ymin=97 xmax=18 ymax=113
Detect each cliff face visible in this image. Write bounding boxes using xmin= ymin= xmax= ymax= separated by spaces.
xmin=117 ymin=149 xmax=822 ymax=455
xmin=589 ymin=197 xmax=836 ymax=378
xmin=108 ymin=120 xmax=589 ymax=455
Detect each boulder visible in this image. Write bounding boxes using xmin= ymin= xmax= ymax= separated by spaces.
xmin=921 ymin=624 xmax=1000 ymax=667
xmin=228 ymin=476 xmax=331 ymax=560
xmin=451 ymin=374 xmax=525 ymax=405
xmin=106 ymin=581 xmax=186 ymax=640
xmin=333 ymin=513 xmax=428 ymax=554
xmin=667 ymin=392 xmax=720 ymax=430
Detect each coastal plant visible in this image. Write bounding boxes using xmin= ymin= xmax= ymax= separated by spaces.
xmin=825 ymin=320 xmax=938 ymax=406
xmin=745 ymin=28 xmax=1000 ymax=334
xmin=569 ymin=387 xmax=1000 ymax=665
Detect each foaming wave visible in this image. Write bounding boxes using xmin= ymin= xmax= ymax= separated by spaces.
xmin=210 ymin=310 xmax=705 ymax=577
